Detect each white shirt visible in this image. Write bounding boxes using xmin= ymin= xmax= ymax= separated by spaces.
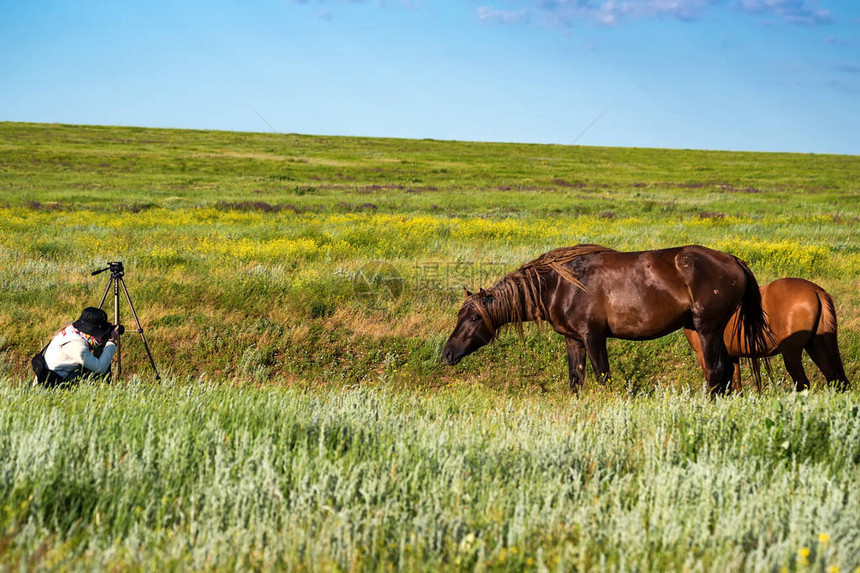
xmin=43 ymin=325 xmax=116 ymax=379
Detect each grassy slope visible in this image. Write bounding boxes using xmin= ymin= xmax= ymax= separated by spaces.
xmin=1 ymin=121 xmax=857 ymax=390
xmin=2 ymin=121 xmax=856 ymax=215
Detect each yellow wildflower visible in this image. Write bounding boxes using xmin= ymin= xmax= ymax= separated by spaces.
xmin=798 ymin=546 xmax=810 ymax=567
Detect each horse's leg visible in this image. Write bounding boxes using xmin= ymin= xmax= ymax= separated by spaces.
xmin=697 ymin=328 xmax=733 ymax=396
xmin=688 ymin=327 xmax=743 ymax=393
xmin=731 ymin=359 xmax=742 ymax=393
xmin=565 ymin=337 xmax=587 ymax=393
xmin=683 ymin=328 xmax=708 ymax=379
xmin=781 ymin=349 xmax=810 ymax=392
xmin=806 ymin=335 xmax=850 ymax=391
xmin=583 ymin=331 xmax=611 ymax=386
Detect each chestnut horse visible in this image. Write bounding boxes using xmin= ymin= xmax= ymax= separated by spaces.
xmin=442 ymin=244 xmax=771 ymax=395
xmin=684 ymin=278 xmax=849 ymax=392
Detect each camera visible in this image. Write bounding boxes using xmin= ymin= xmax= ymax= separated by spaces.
xmin=92 ymin=261 xmax=124 ymax=277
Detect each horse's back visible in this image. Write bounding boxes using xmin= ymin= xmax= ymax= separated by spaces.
xmin=725 ymin=277 xmax=822 ymax=355
xmin=763 ymin=278 xmax=829 ymax=341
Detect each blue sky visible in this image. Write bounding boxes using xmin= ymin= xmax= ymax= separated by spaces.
xmin=1 ymin=0 xmax=858 ymax=153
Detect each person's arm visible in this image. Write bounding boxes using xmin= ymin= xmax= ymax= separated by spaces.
xmin=67 ymin=339 xmax=116 ymax=374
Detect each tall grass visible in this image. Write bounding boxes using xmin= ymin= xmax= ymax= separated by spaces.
xmin=0 ymin=381 xmax=857 ymax=571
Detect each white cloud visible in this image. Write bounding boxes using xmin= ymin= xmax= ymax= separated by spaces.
xmin=476 ymin=0 xmax=835 ymax=27
xmin=735 ymin=0 xmax=831 ymax=25
xmin=286 ymin=0 xmax=423 ymax=9
xmin=478 ymin=6 xmax=530 ymax=24
xmin=529 ymin=0 xmax=719 ymax=25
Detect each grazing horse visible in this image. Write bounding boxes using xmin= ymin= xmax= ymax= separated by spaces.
xmin=684 ymin=278 xmax=849 ymax=392
xmin=441 ymin=244 xmax=771 ymax=395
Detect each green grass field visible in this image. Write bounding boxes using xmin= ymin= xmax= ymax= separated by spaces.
xmin=0 ymin=122 xmax=858 ymax=570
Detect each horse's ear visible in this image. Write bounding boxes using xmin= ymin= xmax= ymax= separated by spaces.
xmin=463 ymin=286 xmax=473 ymax=298
xmin=479 ymin=288 xmax=494 ymax=303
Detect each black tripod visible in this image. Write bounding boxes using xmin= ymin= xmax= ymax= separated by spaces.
xmin=92 ymin=261 xmax=161 ymax=381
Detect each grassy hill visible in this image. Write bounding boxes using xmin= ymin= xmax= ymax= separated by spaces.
xmin=0 ymin=122 xmax=858 ymax=570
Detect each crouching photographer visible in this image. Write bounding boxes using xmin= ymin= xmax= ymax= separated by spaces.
xmin=32 ymin=307 xmax=123 ymax=387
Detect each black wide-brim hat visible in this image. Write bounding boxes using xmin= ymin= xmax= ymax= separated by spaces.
xmin=73 ymin=307 xmax=114 ymax=339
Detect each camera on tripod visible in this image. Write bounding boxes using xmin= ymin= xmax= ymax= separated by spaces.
xmin=90 ymin=261 xmax=159 ymax=381
xmin=92 ymin=261 xmax=125 ymax=278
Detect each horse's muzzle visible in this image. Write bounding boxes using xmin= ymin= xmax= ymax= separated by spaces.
xmin=441 ymin=347 xmax=461 ymax=366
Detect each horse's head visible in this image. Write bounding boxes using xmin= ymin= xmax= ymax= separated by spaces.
xmin=441 ymin=287 xmax=497 ymax=366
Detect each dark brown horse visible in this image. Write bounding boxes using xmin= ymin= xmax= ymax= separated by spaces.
xmin=684 ymin=278 xmax=849 ymax=392
xmin=441 ymin=244 xmax=771 ymax=395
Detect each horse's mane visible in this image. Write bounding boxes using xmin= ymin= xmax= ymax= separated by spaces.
xmin=474 ymin=244 xmax=614 ymax=336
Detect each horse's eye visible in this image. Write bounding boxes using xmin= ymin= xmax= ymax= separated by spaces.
xmin=470 ymin=315 xmax=480 ymax=323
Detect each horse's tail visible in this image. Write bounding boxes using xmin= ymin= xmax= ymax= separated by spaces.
xmin=731 ymin=258 xmax=773 ymax=390
xmin=815 ymin=286 xmax=850 ymax=388
xmin=815 ymin=286 xmax=838 ymax=337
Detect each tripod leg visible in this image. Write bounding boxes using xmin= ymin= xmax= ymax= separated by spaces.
xmin=97 ymin=276 xmax=120 ymax=382
xmin=118 ymin=278 xmax=161 ymax=381
xmin=114 ymin=275 xmax=121 ymax=381
xmin=98 ymin=276 xmax=113 ymax=309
